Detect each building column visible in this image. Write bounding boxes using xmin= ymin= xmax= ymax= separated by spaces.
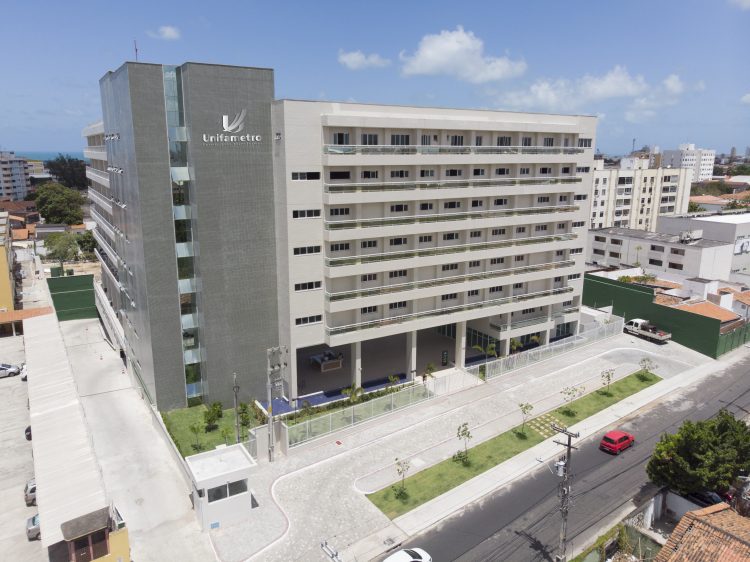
xmin=351 ymin=341 xmax=361 ymax=388
xmin=454 ymin=321 xmax=466 ymax=368
xmin=406 ymin=331 xmax=417 ymax=381
xmin=288 ymin=351 xmax=298 ymax=408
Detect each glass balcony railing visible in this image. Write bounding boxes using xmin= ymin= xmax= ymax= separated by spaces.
xmin=491 ymin=315 xmax=552 ymax=332
xmin=323 ymin=145 xmax=587 ymax=156
xmin=327 ymin=259 xmax=576 ymax=301
xmin=326 ymin=286 xmax=575 ymax=336
xmin=325 ymin=175 xmax=582 ymax=194
xmin=325 ymin=205 xmax=579 ymax=230
xmin=326 ymin=233 xmax=578 ymax=267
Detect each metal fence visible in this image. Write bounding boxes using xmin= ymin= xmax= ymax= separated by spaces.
xmin=466 ymin=316 xmax=625 ymax=381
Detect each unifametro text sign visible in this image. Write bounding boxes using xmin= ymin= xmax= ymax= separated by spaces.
xmin=202 ymin=109 xmax=262 ymax=144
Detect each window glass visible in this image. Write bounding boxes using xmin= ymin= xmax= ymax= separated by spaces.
xmin=228 ymin=479 xmax=248 ymax=496
xmin=208 ymin=484 xmax=228 ymax=503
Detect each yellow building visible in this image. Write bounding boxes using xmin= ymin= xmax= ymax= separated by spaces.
xmin=0 ymin=212 xmax=14 ymax=311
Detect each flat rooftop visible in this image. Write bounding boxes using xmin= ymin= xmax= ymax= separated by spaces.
xmin=185 ymin=444 xmax=256 ymax=483
xmin=691 ymin=214 xmax=750 ymax=224
xmin=591 ymin=227 xmax=730 ymax=248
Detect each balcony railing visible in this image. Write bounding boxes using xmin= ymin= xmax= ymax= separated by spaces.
xmin=325 ymin=175 xmax=582 ymax=194
xmin=91 ymin=207 xmax=117 ymax=241
xmin=325 ymin=205 xmax=579 ymax=230
xmin=326 ymin=233 xmax=577 ymax=267
xmin=326 ymin=286 xmax=575 ymax=336
xmin=86 ymin=167 xmax=110 ymax=187
xmin=323 ymin=145 xmax=587 ymax=156
xmin=92 ymin=228 xmax=120 ymax=266
xmin=327 ymin=259 xmax=576 ymax=301
xmin=490 ymin=306 xmax=580 ymax=332
xmin=88 ymin=187 xmax=113 ymax=212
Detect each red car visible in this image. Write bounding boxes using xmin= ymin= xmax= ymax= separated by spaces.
xmin=599 ymin=430 xmax=635 ymax=454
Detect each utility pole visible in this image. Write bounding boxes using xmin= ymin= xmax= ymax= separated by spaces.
xmin=232 ymin=372 xmax=240 ymax=444
xmin=266 ymin=346 xmax=287 ymax=462
xmin=551 ymin=423 xmax=579 ymax=562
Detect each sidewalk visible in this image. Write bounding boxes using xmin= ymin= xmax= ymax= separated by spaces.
xmin=208 ymin=335 xmax=716 ymax=562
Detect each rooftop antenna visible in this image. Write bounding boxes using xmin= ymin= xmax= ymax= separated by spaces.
xmin=134 ymin=39 xmax=139 ymax=62
xmin=632 ymin=138 xmax=636 ymax=154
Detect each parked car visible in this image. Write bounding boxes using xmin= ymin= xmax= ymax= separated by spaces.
xmin=24 ymin=478 xmax=36 ymax=506
xmin=384 ymin=548 xmax=432 ymax=562
xmin=25 ymin=426 xmax=31 ymax=441
xmin=26 ymin=514 xmax=40 ymax=541
xmin=0 ymin=363 xmax=20 ymax=378
xmin=686 ymin=491 xmax=723 ymax=507
xmin=599 ymin=430 xmax=635 ymax=454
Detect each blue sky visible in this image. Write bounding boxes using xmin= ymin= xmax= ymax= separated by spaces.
xmin=1 ymin=0 xmax=748 ymax=154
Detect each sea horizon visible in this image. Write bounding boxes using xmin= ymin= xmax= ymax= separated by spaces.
xmin=14 ymin=150 xmax=86 ymax=161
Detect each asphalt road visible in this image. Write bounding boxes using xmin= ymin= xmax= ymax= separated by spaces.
xmin=398 ymin=352 xmax=750 ymax=562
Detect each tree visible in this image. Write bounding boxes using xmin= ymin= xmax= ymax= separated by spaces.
xmin=342 ymin=385 xmax=364 ymax=403
xmin=388 ymin=374 xmax=400 ymax=389
xmin=560 ymin=385 xmax=585 ymax=416
xmin=204 ymin=406 xmax=220 ymax=431
xmin=634 ymin=245 xmax=643 ymax=267
xmin=453 ymin=422 xmax=473 ymax=465
xmin=189 ymin=423 xmax=203 ymax=451
xmin=220 ymin=426 xmax=232 ymax=445
xmin=509 ymin=338 xmax=522 ymax=354
xmin=600 ymin=369 xmax=615 ymax=394
xmin=237 ymin=402 xmax=252 ymax=435
xmin=393 ymin=457 xmax=411 ymax=499
xmin=639 ymin=357 xmax=656 ymax=373
xmin=472 ymin=341 xmax=497 ymax=364
xmin=687 ymin=201 xmax=706 ymax=213
xmin=45 ymin=154 xmax=87 ymax=189
xmin=519 ymin=402 xmax=534 ymax=434
xmin=45 ymin=231 xmax=79 ymax=268
xmin=35 ymin=182 xmax=85 ymax=224
xmin=421 ymin=363 xmax=436 ymax=384
xmin=76 ymin=230 xmax=97 ymax=254
xmin=646 ymin=410 xmax=750 ymax=494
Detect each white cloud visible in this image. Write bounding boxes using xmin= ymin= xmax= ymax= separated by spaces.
xmin=662 ymin=74 xmax=684 ymax=95
xmin=729 ymin=0 xmax=750 ymax=10
xmin=694 ymin=80 xmax=706 ymax=92
xmin=742 ymin=93 xmax=750 ymax=104
xmin=400 ymin=26 xmax=526 ymax=84
xmin=338 ymin=50 xmax=390 ymax=70
xmin=147 ymin=25 xmax=180 ymax=40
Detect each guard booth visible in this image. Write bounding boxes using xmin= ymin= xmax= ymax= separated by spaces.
xmin=186 ymin=444 xmax=259 ymax=531
xmin=48 ymin=506 xmax=129 ymax=562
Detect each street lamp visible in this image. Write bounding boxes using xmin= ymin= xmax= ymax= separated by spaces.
xmin=232 ymin=372 xmax=240 ymax=444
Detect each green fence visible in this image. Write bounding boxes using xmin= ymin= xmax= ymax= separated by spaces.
xmin=583 ymin=274 xmax=725 ymax=358
xmin=47 ymin=274 xmax=98 ymax=321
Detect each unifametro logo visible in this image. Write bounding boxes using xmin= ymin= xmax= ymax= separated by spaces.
xmin=202 ymin=109 xmax=262 ymax=144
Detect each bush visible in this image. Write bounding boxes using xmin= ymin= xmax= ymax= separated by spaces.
xmin=250 ymin=400 xmax=268 ymax=424
xmin=210 ymin=402 xmax=223 ymax=419
xmin=636 ymin=371 xmax=652 ymax=382
xmin=203 ymin=407 xmax=220 ymax=431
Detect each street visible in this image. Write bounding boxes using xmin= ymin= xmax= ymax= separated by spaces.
xmin=399 ymin=352 xmax=750 ymax=561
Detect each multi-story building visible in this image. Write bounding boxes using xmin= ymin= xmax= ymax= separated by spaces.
xmin=0 ymin=151 xmax=31 ymax=200
xmin=590 ymin=156 xmax=691 ymax=231
xmin=661 ymin=143 xmax=716 ymax=182
xmin=84 ymin=61 xmax=596 ymax=411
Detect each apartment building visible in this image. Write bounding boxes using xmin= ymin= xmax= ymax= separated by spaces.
xmin=0 ymin=151 xmax=31 ymax=200
xmin=85 ymin=61 xmax=596 ymax=411
xmin=661 ymin=143 xmax=716 ymax=182
xmin=590 ymin=156 xmax=691 ymax=231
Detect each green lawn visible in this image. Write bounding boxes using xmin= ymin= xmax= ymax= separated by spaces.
xmin=162 ymin=405 xmax=258 ymax=457
xmin=367 ymin=370 xmax=660 ymax=519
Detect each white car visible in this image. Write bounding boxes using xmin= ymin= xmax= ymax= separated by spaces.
xmin=384 ymin=548 xmax=432 ymax=562
xmin=0 ymin=363 xmax=20 ymax=378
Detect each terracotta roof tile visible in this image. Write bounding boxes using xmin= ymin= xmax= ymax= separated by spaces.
xmin=671 ymin=301 xmax=740 ymax=323
xmin=655 ymin=294 xmax=684 ymax=306
xmin=11 ymin=229 xmax=28 ymax=241
xmin=733 ymin=292 xmax=750 ymax=306
xmin=0 ymin=307 xmax=53 ymax=323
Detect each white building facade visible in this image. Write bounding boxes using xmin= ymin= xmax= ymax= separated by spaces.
xmin=661 ymin=144 xmax=716 ymax=182
xmin=0 ymin=151 xmax=31 ymax=200
xmin=590 ymin=157 xmax=691 ymax=231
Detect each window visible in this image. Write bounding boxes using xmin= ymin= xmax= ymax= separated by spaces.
xmin=449 ymin=135 xmax=464 ymax=146
xmin=557 ymin=223 xmax=566 ymax=229
xmin=467 ymin=289 xmax=479 ymax=297
xmin=361 ymin=240 xmax=377 ymax=249
xmin=497 ymin=136 xmax=512 ymax=146
xmin=294 ymin=281 xmax=321 ymax=291
xmin=650 ymin=244 xmax=664 ymax=252
xmin=332 ymin=132 xmax=349 ymax=145
xmin=578 ymin=138 xmax=593 ymax=148
xmin=421 ymin=134 xmax=431 ymax=146
xmin=443 ymin=232 xmax=459 ymax=241
xmin=593 ymin=249 xmax=605 ymax=256
xmin=420 ymin=203 xmax=433 ymax=211
xmin=444 ymin=201 xmax=461 ymax=209
xmin=441 ymin=293 xmax=458 ymax=301
xmin=559 ymin=195 xmax=568 ymax=202
xmin=228 ymin=479 xmax=248 ymax=497
xmin=208 ymin=484 xmax=228 ymax=503
xmin=514 ymin=255 xmax=525 ymax=262
xmin=513 ymin=282 xmax=523 ymax=289
xmin=473 ymin=168 xmax=486 ymax=176
xmin=361 ymin=306 xmax=378 ymax=314
xmin=390 ymin=170 xmax=409 ymax=178
xmin=361 ymin=133 xmax=378 ymax=145
xmin=522 ymin=137 xmax=532 ymax=147
xmin=594 ymin=236 xmax=606 ymax=242
xmin=574 ymin=194 xmax=587 ymax=200
xmin=572 ymin=221 xmax=585 ymax=227
xmin=329 ymin=207 xmax=350 ymax=216
xmin=470 ymin=230 xmax=482 ymax=238
xmin=562 ymin=167 xmax=571 ymax=174
xmin=390 ymin=204 xmax=409 ymax=212
xmin=495 ymin=168 xmax=510 ymax=176
xmin=576 ymin=166 xmax=591 ymax=173
xmin=475 ymin=136 xmax=483 ymax=146
xmin=389 ymin=301 xmax=407 ymax=310
xmin=361 ymin=273 xmax=377 ymax=282
xmin=330 ymin=243 xmax=350 ymax=252
xmin=668 ymin=262 xmax=684 ymax=270
xmin=618 ymin=177 xmax=633 ymax=185
xmin=670 ymin=248 xmax=685 ymax=256
xmin=543 ymin=137 xmax=554 ymax=147
xmin=537 ymin=196 xmax=550 ymax=203
xmin=471 ymin=200 xmax=483 ymax=208
xmin=516 ymin=226 xmax=526 ymax=233
xmin=610 ymin=239 xmax=623 ymax=245
xmin=293 ymin=245 xmax=321 ymax=255
xmin=494 ymin=198 xmax=508 ymax=206
xmin=291 ymin=171 xmax=321 ymax=180
xmin=570 ymin=248 xmax=583 ymax=254
xmin=649 ymin=258 xmax=663 ymax=266
xmin=535 ymin=225 xmax=548 ymax=232
xmin=390 ymin=237 xmax=407 ymax=246
xmin=441 ymin=263 xmax=458 ymax=271
xmin=490 ymin=286 xmax=504 ymax=293
xmin=568 ymin=273 xmax=581 ymax=280
xmin=446 ymin=169 xmax=462 ymax=177
xmin=556 ymin=250 xmax=564 ymax=256
xmin=490 ymin=257 xmax=505 ymax=264
xmin=609 ymin=251 xmax=620 ymax=258
xmin=491 ymin=228 xmax=506 ymax=235
xmin=361 ymin=170 xmax=379 ymax=179
xmin=519 ymin=167 xmax=530 ymax=175
xmin=554 ymin=277 xmax=563 ymax=282
xmin=521 ymin=307 xmax=537 ymax=314
xmin=539 ymin=167 xmax=552 ymax=175
xmin=391 ymin=134 xmax=410 ymax=145
xmin=418 ymin=235 xmax=432 ymax=243
xmin=468 ymin=260 xmax=480 ymax=268
xmin=330 ymin=171 xmax=351 ymax=180
xmin=389 ymin=270 xmax=408 ymax=278
xmin=420 ymin=169 xmax=435 ymax=178
xmin=296 ymin=314 xmax=322 ymax=326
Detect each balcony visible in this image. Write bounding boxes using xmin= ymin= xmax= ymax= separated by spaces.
xmin=83 ymin=146 xmax=107 ymax=161
xmin=323 ymin=145 xmax=586 ymax=156
xmin=88 ymin=187 xmax=113 ymax=214
xmin=325 ymin=175 xmax=582 ymax=194
xmin=326 ymin=233 xmax=577 ymax=267
xmin=86 ymin=167 xmax=110 ymax=188
xmin=326 ymin=286 xmax=574 ymax=336
xmin=92 ymin=229 xmax=120 ymax=266
xmin=327 ymin=260 xmax=576 ymax=301
xmin=94 ymin=248 xmax=119 ymax=283
xmin=325 ymin=205 xmax=579 ymax=230
xmin=491 ymin=314 xmax=551 ymax=332
xmin=90 ymin=207 xmax=117 ymax=240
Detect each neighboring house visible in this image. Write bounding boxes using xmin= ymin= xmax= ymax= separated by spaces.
xmin=655 ymin=503 xmax=750 ymax=561
xmin=689 ymin=195 xmax=728 ymax=213
xmin=0 ymin=200 xmax=40 ymax=223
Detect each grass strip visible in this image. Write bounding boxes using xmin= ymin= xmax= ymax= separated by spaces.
xmin=367 ymin=370 xmax=660 ymax=519
xmin=162 ymin=405 xmax=257 ymax=457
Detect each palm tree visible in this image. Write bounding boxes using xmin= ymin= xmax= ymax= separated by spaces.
xmin=342 ymin=385 xmax=364 ymax=403
xmin=472 ymin=342 xmax=497 ymax=364
xmin=509 ymin=338 xmax=522 ymax=354
xmin=421 ymin=363 xmax=436 ymax=383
